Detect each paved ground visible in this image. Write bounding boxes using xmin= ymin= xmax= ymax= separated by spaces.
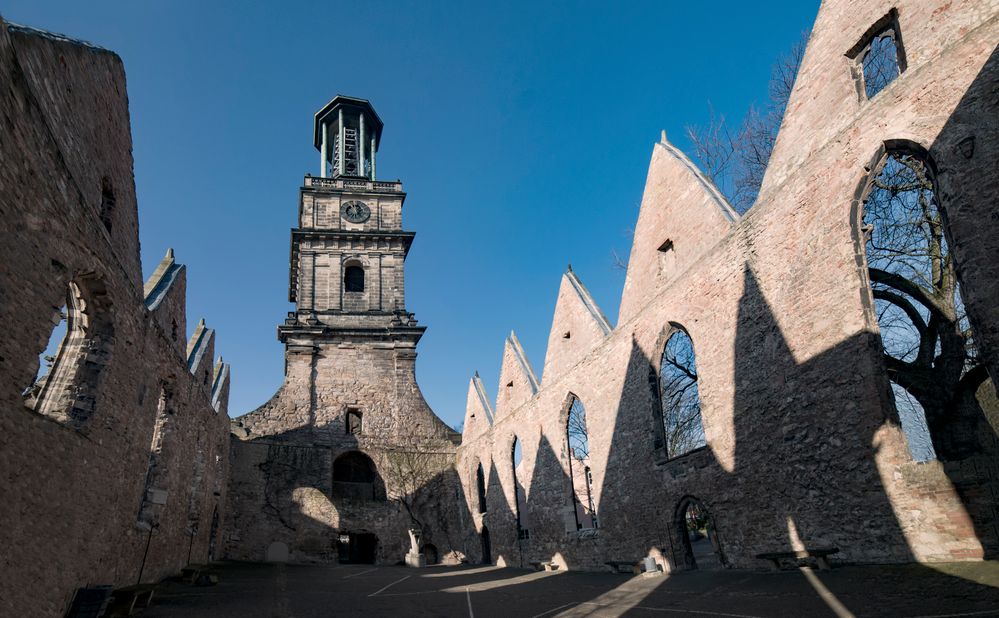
xmin=140 ymin=561 xmax=999 ymax=617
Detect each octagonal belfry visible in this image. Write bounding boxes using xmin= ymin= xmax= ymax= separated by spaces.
xmin=227 ymin=96 xmax=463 ymax=567
xmin=314 ymin=94 xmax=383 ymax=179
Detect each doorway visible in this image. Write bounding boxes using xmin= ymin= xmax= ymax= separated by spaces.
xmin=336 ymin=532 xmax=378 ymax=564
xmin=480 ymin=526 xmax=492 ymax=565
xmin=675 ymin=497 xmax=723 ymax=570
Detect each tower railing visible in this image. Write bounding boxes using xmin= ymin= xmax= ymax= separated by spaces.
xmin=304 ymin=176 xmax=402 ymax=193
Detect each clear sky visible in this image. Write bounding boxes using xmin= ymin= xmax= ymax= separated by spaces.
xmin=4 ymin=1 xmax=819 ymax=430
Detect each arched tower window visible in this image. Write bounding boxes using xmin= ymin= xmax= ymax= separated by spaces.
xmin=566 ymin=396 xmax=597 ymax=530
xmin=659 ymin=328 xmax=706 ymax=459
xmin=860 ymin=147 xmax=995 ymax=461
xmin=476 ymin=462 xmax=487 ymax=514
xmin=333 ymin=451 xmax=385 ymax=501
xmin=344 ymin=264 xmax=365 ymax=293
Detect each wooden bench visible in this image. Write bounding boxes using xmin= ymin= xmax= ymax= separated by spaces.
xmin=105 ymin=584 xmax=156 ymax=617
xmin=755 ymin=547 xmax=839 ymax=571
xmin=605 ymin=560 xmax=639 ymax=574
xmin=529 ymin=561 xmax=559 ymax=572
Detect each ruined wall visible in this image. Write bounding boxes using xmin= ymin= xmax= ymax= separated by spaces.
xmin=0 ymin=20 xmax=231 ymax=617
xmin=227 ymin=340 xmax=468 ymax=565
xmin=457 ymin=0 xmax=999 ymax=572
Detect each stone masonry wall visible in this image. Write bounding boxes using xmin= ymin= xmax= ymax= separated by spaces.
xmin=457 ymin=0 xmax=999 ymax=572
xmin=0 ymin=19 xmax=231 ymax=617
xmin=227 ymin=339 xmax=468 ymax=565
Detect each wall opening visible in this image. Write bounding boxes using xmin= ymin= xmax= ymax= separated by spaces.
xmin=344 ymin=264 xmax=365 ymax=293
xmin=658 ymin=328 xmax=707 ymax=459
xmin=859 ymin=147 xmax=997 ymax=461
xmin=674 ymin=497 xmax=723 ymax=570
xmin=848 ymin=10 xmax=905 ymax=100
xmin=346 ymin=408 xmax=363 ymax=435
xmin=566 ymin=396 xmax=597 ymax=530
xmin=333 ymin=451 xmax=385 ymax=501
xmin=23 ymin=278 xmax=113 ymax=428
xmin=476 ymin=462 xmax=487 ymax=514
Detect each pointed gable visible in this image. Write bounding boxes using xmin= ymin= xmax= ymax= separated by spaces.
xmin=494 ymin=331 xmax=540 ymax=418
xmin=186 ymin=318 xmax=216 ymax=393
xmin=619 ymin=136 xmax=738 ymax=324
xmin=143 ymin=248 xmax=187 ymax=358
xmin=542 ymin=266 xmax=613 ymax=382
xmin=462 ymin=372 xmax=494 ymax=441
xmin=211 ymin=357 xmax=231 ymax=415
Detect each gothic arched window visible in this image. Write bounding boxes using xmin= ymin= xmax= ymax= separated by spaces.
xmin=860 ymin=147 xmax=995 ymax=461
xmin=345 ymin=264 xmax=364 ymax=293
xmin=566 ymin=396 xmax=597 ymax=530
xmin=24 ymin=278 xmax=113 ymax=428
xmin=476 ymin=462 xmax=487 ymax=514
xmin=659 ymin=328 xmax=706 ymax=459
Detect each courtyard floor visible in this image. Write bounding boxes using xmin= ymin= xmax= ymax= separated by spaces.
xmin=140 ymin=560 xmax=999 ymax=617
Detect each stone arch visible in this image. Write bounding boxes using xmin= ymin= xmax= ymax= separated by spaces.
xmin=672 ymin=495 xmax=724 ymax=571
xmin=560 ymin=392 xmax=597 ymax=530
xmin=266 ymin=541 xmax=289 ymax=563
xmin=852 ymin=139 xmax=996 ymax=462
xmin=332 ymin=450 xmax=386 ymax=501
xmin=25 ymin=274 xmax=114 ymax=429
xmin=420 ymin=543 xmax=439 ymax=565
xmin=655 ymin=323 xmax=706 ymax=460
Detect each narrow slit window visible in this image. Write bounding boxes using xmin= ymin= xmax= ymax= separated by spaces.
xmin=346 ymin=409 xmax=363 ymax=435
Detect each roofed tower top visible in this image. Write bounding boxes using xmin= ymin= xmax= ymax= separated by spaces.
xmin=314 ymin=95 xmax=384 ymax=180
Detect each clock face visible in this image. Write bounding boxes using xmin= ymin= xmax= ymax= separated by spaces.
xmin=341 ymin=201 xmax=371 ymax=223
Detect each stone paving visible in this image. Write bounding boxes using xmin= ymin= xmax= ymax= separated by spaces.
xmin=140 ymin=561 xmax=999 ymax=617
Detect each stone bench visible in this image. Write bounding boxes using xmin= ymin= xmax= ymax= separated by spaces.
xmin=604 ymin=560 xmax=640 ymax=574
xmin=105 ymin=584 xmax=156 ymax=617
xmin=529 ymin=561 xmax=559 ymax=572
xmin=755 ymin=547 xmax=839 ymax=571
xmin=65 ymin=585 xmax=113 ymax=618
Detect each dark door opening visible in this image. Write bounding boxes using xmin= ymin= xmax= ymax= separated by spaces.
xmin=336 ymin=532 xmax=378 ymax=564
xmin=421 ymin=543 xmax=439 ymax=565
xmin=676 ymin=497 xmax=723 ymax=570
xmin=480 ymin=526 xmax=492 ymax=565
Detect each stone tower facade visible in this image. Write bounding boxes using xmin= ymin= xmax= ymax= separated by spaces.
xmin=227 ymin=96 xmax=463 ymax=566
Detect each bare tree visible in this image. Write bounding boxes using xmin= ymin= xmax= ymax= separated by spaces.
xmin=660 ymin=331 xmax=706 ymax=458
xmin=566 ymin=397 xmax=597 ymax=528
xmin=685 ymin=33 xmax=808 ymax=213
xmin=381 ymin=448 xmax=452 ymax=531
xmin=864 ymin=152 xmax=997 ymax=460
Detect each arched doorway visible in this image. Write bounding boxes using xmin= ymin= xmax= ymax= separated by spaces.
xmin=674 ymin=497 xmax=723 ymax=570
xmin=480 ymin=526 xmax=492 ymax=565
xmin=421 ymin=543 xmax=439 ymax=565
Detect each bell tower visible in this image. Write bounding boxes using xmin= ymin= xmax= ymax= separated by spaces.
xmin=229 ymin=95 xmax=459 ymax=565
xmin=282 ymin=95 xmax=421 ymax=340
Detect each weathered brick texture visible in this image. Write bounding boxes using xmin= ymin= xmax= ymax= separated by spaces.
xmin=457 ymin=0 xmax=999 ymax=572
xmin=0 ymin=20 xmax=231 ymax=617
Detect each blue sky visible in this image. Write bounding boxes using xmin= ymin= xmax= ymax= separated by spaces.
xmin=4 ymin=1 xmax=819 ymax=430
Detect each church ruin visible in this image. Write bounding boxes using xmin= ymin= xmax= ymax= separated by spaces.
xmin=1 ymin=0 xmax=998 ymax=615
